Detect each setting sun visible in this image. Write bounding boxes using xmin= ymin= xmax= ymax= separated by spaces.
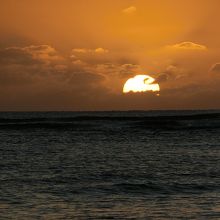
xmin=123 ymin=75 xmax=160 ymax=93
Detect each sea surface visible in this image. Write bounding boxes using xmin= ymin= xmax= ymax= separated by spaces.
xmin=0 ymin=110 xmax=220 ymax=219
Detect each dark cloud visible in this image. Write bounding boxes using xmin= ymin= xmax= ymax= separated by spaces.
xmin=95 ymin=63 xmax=141 ymax=79
xmin=155 ymin=65 xmax=185 ymax=83
xmin=119 ymin=64 xmax=140 ymax=77
xmin=156 ymin=73 xmax=169 ymax=83
xmin=210 ymin=63 xmax=220 ymax=73
xmin=0 ymin=41 xmax=219 ymax=110
xmin=0 ymin=45 xmax=63 ymax=66
xmin=0 ymin=47 xmax=39 ymax=65
xmin=0 ymin=45 xmax=110 ymax=104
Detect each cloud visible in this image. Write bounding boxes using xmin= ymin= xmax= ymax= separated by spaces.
xmin=156 ymin=65 xmax=186 ymax=83
xmin=122 ymin=6 xmax=136 ymax=14
xmin=72 ymin=48 xmax=108 ymax=54
xmin=167 ymin=42 xmax=207 ymax=51
xmin=0 ymin=44 xmax=106 ymax=86
xmin=0 ymin=41 xmax=219 ymax=110
xmin=23 ymin=45 xmax=62 ymax=63
xmin=72 ymin=48 xmax=88 ymax=53
xmin=156 ymin=73 xmax=169 ymax=83
xmin=70 ymin=47 xmax=137 ymax=66
xmin=94 ymin=48 xmax=109 ymax=54
xmin=70 ymin=47 xmax=110 ymax=65
xmin=0 ymin=47 xmax=39 ymax=65
xmin=210 ymin=63 xmax=220 ymax=73
xmin=118 ymin=64 xmax=141 ymax=77
xmin=95 ymin=63 xmax=141 ymax=78
xmin=0 ymin=45 xmax=63 ymax=65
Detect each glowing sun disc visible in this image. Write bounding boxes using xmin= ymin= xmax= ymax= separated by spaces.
xmin=123 ymin=75 xmax=160 ymax=93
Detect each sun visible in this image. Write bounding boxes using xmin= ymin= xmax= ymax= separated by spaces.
xmin=123 ymin=75 xmax=160 ymax=93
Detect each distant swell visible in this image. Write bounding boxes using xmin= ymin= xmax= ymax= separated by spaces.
xmin=0 ymin=113 xmax=219 ymax=130
xmin=111 ymin=182 xmax=217 ymax=195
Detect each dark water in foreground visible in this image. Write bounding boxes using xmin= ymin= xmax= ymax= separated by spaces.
xmin=0 ymin=110 xmax=220 ymax=219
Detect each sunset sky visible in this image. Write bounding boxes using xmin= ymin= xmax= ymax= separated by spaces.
xmin=0 ymin=0 xmax=220 ymax=110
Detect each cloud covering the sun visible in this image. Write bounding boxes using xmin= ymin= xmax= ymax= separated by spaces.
xmin=0 ymin=0 xmax=220 ymax=110
xmin=0 ymin=40 xmax=219 ymax=110
xmin=0 ymin=43 xmax=145 ymax=110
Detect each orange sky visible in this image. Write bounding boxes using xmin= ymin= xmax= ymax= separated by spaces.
xmin=0 ymin=0 xmax=220 ymax=110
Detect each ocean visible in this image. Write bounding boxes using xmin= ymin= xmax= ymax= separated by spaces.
xmin=0 ymin=110 xmax=220 ymax=219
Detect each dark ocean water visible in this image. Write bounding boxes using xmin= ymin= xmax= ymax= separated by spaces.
xmin=0 ymin=110 xmax=220 ymax=219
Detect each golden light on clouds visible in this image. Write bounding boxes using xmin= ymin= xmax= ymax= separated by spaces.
xmin=72 ymin=48 xmax=108 ymax=54
xmin=123 ymin=75 xmax=160 ymax=93
xmin=0 ymin=0 xmax=220 ymax=110
xmin=168 ymin=42 xmax=207 ymax=51
xmin=122 ymin=6 xmax=137 ymax=14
